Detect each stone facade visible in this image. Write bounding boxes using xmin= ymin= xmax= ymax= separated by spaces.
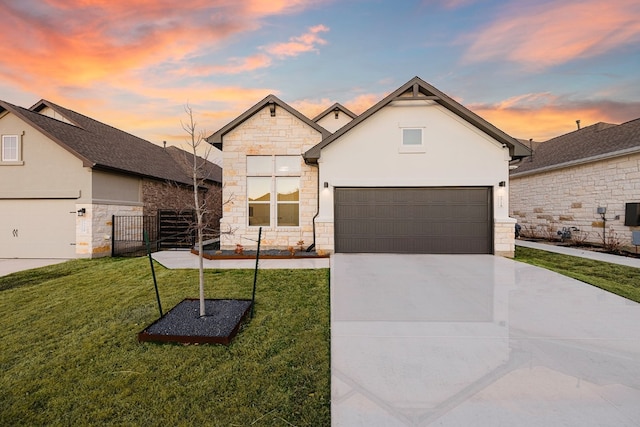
xmin=494 ymin=218 xmax=516 ymax=257
xmin=75 ymin=203 xmax=143 ymax=258
xmin=510 ymin=152 xmax=640 ymax=250
xmin=220 ymin=105 xmax=322 ymax=250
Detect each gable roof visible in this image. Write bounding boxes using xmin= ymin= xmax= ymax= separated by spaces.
xmin=0 ymin=99 xmax=221 ymax=186
xmin=312 ymin=103 xmax=357 ymax=122
xmin=304 ymin=76 xmax=532 ymax=163
xmin=206 ymin=94 xmax=331 ymax=150
xmin=510 ymin=119 xmax=640 ymax=177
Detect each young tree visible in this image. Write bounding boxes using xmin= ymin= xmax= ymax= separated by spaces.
xmin=181 ymin=105 xmax=212 ymax=317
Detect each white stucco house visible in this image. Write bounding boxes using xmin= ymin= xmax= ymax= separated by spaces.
xmin=0 ymin=99 xmax=221 ymax=259
xmin=207 ymin=76 xmax=531 ymax=257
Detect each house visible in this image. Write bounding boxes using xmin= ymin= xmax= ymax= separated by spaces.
xmin=510 ymin=119 xmax=640 ymax=249
xmin=207 ymin=76 xmax=531 ymax=257
xmin=0 ymin=99 xmax=222 ymax=259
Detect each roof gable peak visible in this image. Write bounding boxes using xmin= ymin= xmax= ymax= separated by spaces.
xmin=206 ymin=93 xmax=330 ymax=149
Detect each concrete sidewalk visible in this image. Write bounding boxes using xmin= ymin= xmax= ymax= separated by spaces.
xmin=516 ymin=240 xmax=640 ymax=269
xmin=151 ymin=250 xmax=330 ymax=269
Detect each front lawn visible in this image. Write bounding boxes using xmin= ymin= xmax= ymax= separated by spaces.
xmin=0 ymin=257 xmax=330 ymax=426
xmin=515 ymin=246 xmax=640 ymax=303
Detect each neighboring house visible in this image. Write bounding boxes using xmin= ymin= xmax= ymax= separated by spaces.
xmin=510 ymin=119 xmax=640 ymax=249
xmin=0 ymin=99 xmax=222 ymax=259
xmin=208 ymin=77 xmax=530 ymax=257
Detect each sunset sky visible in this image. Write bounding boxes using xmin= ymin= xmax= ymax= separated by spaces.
xmin=2 ymin=0 xmax=639 ymax=161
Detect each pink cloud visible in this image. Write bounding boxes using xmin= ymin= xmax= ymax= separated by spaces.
xmin=263 ymin=24 xmax=330 ymax=58
xmin=468 ymin=93 xmax=640 ymax=141
xmin=0 ymin=1 xmax=322 ymax=91
xmin=463 ymin=0 xmax=640 ymax=69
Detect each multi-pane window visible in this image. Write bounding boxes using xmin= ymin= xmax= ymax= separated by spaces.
xmin=1 ymin=135 xmax=19 ymax=162
xmin=247 ymin=155 xmax=300 ymax=227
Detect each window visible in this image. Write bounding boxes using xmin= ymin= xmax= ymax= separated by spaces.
xmin=247 ymin=155 xmax=300 ymax=227
xmin=1 ymin=135 xmax=19 ymax=162
xmin=399 ymin=127 xmax=425 ymax=153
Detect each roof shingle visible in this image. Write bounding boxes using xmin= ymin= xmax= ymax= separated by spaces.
xmin=0 ymin=99 xmax=221 ymax=186
xmin=511 ymin=119 xmax=640 ymax=176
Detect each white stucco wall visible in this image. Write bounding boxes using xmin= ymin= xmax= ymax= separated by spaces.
xmin=316 ymin=111 xmax=353 ymax=133
xmin=316 ymin=100 xmax=514 ymax=256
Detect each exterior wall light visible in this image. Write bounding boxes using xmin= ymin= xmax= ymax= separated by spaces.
xmin=324 ymin=182 xmax=329 ymax=188
xmin=77 ymin=208 xmax=86 ymax=216
xmin=498 ymin=181 xmax=506 ymax=187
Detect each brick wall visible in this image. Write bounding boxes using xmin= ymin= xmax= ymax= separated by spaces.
xmin=141 ymin=179 xmax=222 ymax=237
xmin=510 ymin=153 xmax=640 ymax=249
xmin=220 ymin=105 xmax=322 ymax=251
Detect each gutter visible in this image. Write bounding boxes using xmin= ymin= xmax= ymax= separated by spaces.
xmin=306 ymin=162 xmax=320 ymax=252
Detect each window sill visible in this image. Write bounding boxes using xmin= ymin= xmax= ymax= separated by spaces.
xmin=0 ymin=160 xmax=24 ymax=166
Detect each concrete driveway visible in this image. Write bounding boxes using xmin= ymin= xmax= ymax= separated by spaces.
xmin=331 ymin=253 xmax=640 ymax=426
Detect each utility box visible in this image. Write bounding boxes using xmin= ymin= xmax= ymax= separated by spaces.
xmin=625 ymin=202 xmax=640 ymax=226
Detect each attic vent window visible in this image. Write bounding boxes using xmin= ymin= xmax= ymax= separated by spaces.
xmin=1 ymin=135 xmax=20 ymax=162
xmin=399 ymin=127 xmax=425 ymax=153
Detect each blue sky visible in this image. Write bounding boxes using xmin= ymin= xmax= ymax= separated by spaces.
xmin=1 ymin=0 xmax=639 ymax=157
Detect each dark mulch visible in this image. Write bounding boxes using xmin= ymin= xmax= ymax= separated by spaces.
xmin=193 ymin=248 xmax=328 ymax=260
xmin=138 ymin=298 xmax=252 ymax=345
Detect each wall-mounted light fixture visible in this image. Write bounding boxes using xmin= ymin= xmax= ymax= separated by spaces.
xmin=498 ymin=181 xmax=506 ymax=187
xmin=334 ymin=109 xmax=340 ymax=119
xmin=269 ymin=101 xmax=276 ymax=117
xmin=77 ymin=208 xmax=86 ymax=217
xmin=323 ymin=181 xmax=329 ymax=188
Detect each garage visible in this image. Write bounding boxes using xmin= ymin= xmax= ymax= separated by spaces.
xmin=0 ymin=200 xmax=77 ymax=258
xmin=334 ymin=187 xmax=493 ymax=254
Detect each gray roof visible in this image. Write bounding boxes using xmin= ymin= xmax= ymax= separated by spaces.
xmin=206 ymin=94 xmax=331 ymax=150
xmin=304 ymin=76 xmax=532 ymax=163
xmin=0 ymin=99 xmax=221 ymax=186
xmin=510 ymin=119 xmax=640 ymax=177
xmin=312 ymin=103 xmax=357 ymax=122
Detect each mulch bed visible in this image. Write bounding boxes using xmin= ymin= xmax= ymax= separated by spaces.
xmin=138 ymin=298 xmax=252 ymax=345
xmin=192 ymin=248 xmax=329 ymax=260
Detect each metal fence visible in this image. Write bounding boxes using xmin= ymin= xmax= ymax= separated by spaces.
xmin=112 ymin=211 xmax=196 ymax=257
xmin=111 ymin=215 xmax=158 ymax=257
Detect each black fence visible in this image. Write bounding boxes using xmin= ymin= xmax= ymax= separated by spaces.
xmin=112 ymin=215 xmax=158 ymax=257
xmin=112 ymin=210 xmax=195 ymax=257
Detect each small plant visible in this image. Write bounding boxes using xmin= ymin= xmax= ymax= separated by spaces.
xmin=288 ymin=246 xmax=296 ymax=256
xmin=570 ymin=229 xmax=591 ymax=246
xmin=297 ymin=240 xmax=305 ymax=252
xmin=234 ymin=244 xmax=244 ymax=255
xmin=603 ymin=228 xmax=622 ymax=254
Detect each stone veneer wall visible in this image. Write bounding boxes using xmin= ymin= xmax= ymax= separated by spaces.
xmin=220 ymin=105 xmax=322 ymax=251
xmin=510 ymin=153 xmax=640 ymax=249
xmin=75 ymin=203 xmax=143 ymax=258
xmin=494 ymin=218 xmax=516 ymax=257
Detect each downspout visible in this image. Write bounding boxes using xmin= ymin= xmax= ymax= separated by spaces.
xmin=306 ymin=162 xmax=320 ymax=252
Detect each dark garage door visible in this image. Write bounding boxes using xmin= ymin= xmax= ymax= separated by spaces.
xmin=334 ymin=187 xmax=492 ymax=254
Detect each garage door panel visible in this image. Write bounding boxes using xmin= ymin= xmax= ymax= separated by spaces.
xmin=0 ymin=200 xmax=77 ymax=258
xmin=334 ymin=187 xmax=492 ymax=254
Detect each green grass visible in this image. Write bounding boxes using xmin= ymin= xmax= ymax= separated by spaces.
xmin=515 ymin=246 xmax=640 ymax=303
xmin=0 ymin=257 xmax=330 ymax=426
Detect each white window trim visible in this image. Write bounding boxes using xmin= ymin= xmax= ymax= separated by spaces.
xmin=1 ymin=134 xmax=22 ymax=164
xmin=247 ymin=155 xmax=301 ymax=228
xmin=399 ymin=126 xmax=426 ymax=153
